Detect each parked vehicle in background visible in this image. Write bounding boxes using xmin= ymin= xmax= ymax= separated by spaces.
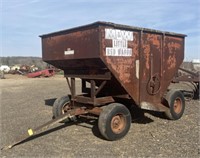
xmin=27 ymin=69 xmax=55 ymax=78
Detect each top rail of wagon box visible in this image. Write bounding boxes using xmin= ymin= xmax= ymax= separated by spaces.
xmin=39 ymin=21 xmax=186 ymax=38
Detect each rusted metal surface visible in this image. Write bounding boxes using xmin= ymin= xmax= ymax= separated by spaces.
xmin=73 ymin=95 xmax=114 ymax=106
xmin=111 ymin=114 xmax=126 ymax=134
xmin=173 ymin=98 xmax=182 ymax=114
xmin=40 ymin=21 xmax=186 ymax=111
xmin=88 ymin=107 xmax=102 ymax=115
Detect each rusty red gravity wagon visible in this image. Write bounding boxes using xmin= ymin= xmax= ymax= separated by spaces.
xmin=40 ymin=21 xmax=186 ymax=141
xmin=2 ymin=21 xmax=187 ymax=150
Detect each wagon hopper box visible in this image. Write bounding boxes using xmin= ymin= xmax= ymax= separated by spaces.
xmin=39 ymin=21 xmax=186 ymax=140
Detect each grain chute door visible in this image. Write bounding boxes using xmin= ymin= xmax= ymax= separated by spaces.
xmin=139 ymin=33 xmax=162 ymax=105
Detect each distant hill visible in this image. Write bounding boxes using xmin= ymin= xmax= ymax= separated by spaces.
xmin=0 ymin=57 xmax=48 ymax=69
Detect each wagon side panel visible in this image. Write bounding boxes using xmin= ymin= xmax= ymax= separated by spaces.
xmin=161 ymin=36 xmax=185 ymax=94
xmin=99 ymin=26 xmax=140 ymax=104
xmin=139 ymin=34 xmax=185 ymax=110
xmin=41 ymin=27 xmax=100 ymax=69
xmin=139 ymin=33 xmax=163 ymax=109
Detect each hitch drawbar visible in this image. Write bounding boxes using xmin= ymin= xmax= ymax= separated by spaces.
xmin=1 ymin=108 xmax=87 ymax=150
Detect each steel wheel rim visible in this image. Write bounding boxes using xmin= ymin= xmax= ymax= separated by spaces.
xmin=111 ymin=114 xmax=126 ymax=134
xmin=173 ymin=97 xmax=182 ymax=114
xmin=61 ymin=102 xmax=71 ymax=114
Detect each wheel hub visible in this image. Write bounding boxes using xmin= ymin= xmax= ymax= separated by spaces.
xmin=111 ymin=114 xmax=126 ymax=134
xmin=62 ymin=102 xmax=71 ymax=114
xmin=173 ymin=97 xmax=182 ymax=114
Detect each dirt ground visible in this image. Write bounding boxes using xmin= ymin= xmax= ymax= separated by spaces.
xmin=0 ymin=74 xmax=199 ymax=158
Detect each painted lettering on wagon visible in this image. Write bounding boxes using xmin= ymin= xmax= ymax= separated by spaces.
xmin=105 ymin=28 xmax=133 ymax=56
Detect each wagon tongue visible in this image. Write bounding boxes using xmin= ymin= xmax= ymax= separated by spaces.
xmin=1 ymin=108 xmax=86 ymax=150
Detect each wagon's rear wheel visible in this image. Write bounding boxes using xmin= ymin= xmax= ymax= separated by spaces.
xmin=98 ymin=103 xmax=131 ymax=141
xmin=164 ymin=90 xmax=185 ymax=120
xmin=53 ymin=96 xmax=74 ymax=122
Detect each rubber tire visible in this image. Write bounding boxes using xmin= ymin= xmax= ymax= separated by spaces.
xmin=164 ymin=90 xmax=185 ymax=120
xmin=53 ymin=96 xmax=71 ymax=122
xmin=98 ymin=103 xmax=131 ymax=141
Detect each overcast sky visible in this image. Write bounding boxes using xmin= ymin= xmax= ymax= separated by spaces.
xmin=1 ymin=0 xmax=199 ymax=60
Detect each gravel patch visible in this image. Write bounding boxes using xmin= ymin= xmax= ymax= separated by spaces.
xmin=0 ymin=75 xmax=199 ymax=157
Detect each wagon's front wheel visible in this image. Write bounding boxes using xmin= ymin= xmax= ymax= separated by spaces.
xmin=98 ymin=103 xmax=131 ymax=141
xmin=53 ymin=96 xmax=74 ymax=122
